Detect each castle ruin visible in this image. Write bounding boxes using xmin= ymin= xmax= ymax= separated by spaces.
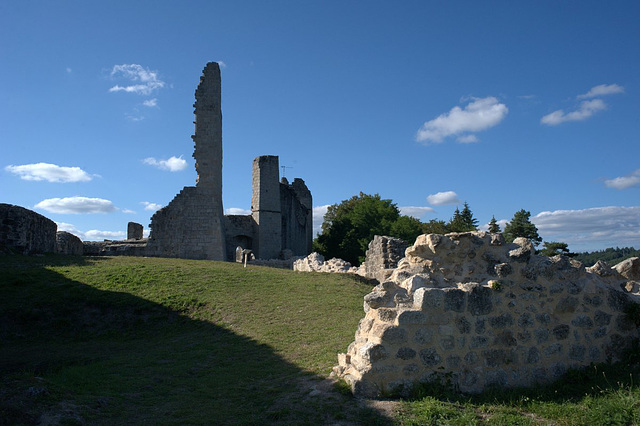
xmin=146 ymin=62 xmax=312 ymax=261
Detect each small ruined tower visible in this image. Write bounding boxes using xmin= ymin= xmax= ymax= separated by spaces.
xmin=147 ymin=62 xmax=226 ymax=260
xmin=251 ymin=155 xmax=282 ymax=260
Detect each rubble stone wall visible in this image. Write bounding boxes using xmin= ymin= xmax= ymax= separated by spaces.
xmin=334 ymin=232 xmax=640 ymax=396
xmin=56 ymin=231 xmax=83 ymax=255
xmin=0 ymin=203 xmax=57 ymax=254
xmin=364 ymin=236 xmax=408 ymax=282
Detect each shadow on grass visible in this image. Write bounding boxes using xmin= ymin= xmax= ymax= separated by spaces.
xmin=0 ymin=255 xmax=392 ymax=425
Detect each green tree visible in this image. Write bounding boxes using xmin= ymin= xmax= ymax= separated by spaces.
xmin=503 ymin=209 xmax=542 ymax=246
xmin=422 ymin=219 xmax=449 ymax=235
xmin=448 ymin=202 xmax=478 ymax=232
xmin=488 ymin=216 xmax=501 ymax=233
xmin=314 ymin=193 xmax=400 ymax=265
xmin=390 ymin=215 xmax=424 ymax=245
xmin=539 ymin=241 xmax=574 ymax=257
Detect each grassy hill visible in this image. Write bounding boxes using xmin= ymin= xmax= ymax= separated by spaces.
xmin=2 ymin=254 xmax=640 ymax=425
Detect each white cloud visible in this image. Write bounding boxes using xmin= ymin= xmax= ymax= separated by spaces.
xmin=399 ymin=206 xmax=435 ymax=219
xmin=5 ymin=163 xmax=93 ymax=183
xmin=121 ymin=209 xmax=136 ymax=214
xmin=532 ymin=206 xmax=640 ymax=251
xmin=604 ymin=169 xmax=640 ymax=190
xmin=540 ymin=99 xmax=607 ymax=125
xmin=479 ymin=219 xmax=509 ymax=232
xmin=218 ymin=61 xmax=227 ymax=69
xmin=577 ymin=84 xmax=625 ymax=100
xmin=35 ymin=196 xmax=117 ymax=214
xmin=141 ymin=201 xmax=162 ymax=212
xmin=225 ymin=207 xmax=251 ymax=215
xmin=84 ymin=230 xmax=126 ymax=241
xmin=416 ymin=97 xmax=508 ymax=144
xmin=143 ymin=156 xmax=188 ymax=172
xmin=142 ymin=98 xmax=158 ymax=107
xmin=427 ymin=191 xmax=460 ymax=206
xmin=313 ymin=205 xmax=330 ymax=237
xmin=109 ymin=64 xmax=165 ymax=95
xmin=456 ymin=134 xmax=479 ymax=144
xmin=56 ymin=222 xmax=126 ymax=241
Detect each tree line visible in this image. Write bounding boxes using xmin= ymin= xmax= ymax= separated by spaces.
xmin=313 ymin=192 xmax=554 ymax=265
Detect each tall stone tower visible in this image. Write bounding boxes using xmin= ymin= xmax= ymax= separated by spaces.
xmin=251 ymin=156 xmax=282 ymax=259
xmin=147 ymin=63 xmax=226 ymax=260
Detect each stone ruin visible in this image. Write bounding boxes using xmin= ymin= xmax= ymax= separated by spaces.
xmin=0 ymin=203 xmax=57 ymax=255
xmin=56 ymin=231 xmax=83 ymax=255
xmin=127 ymin=222 xmax=143 ymax=240
xmin=146 ymin=62 xmax=312 ymax=262
xmin=333 ymin=231 xmax=640 ymax=396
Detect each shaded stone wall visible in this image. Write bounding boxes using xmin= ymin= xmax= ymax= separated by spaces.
xmin=147 ymin=62 xmax=226 ymax=260
xmin=251 ymin=155 xmax=282 ymax=260
xmin=56 ymin=231 xmax=83 ymax=255
xmin=224 ymin=215 xmax=255 ymax=261
xmin=334 ymin=232 xmax=640 ymax=396
xmin=0 ymin=203 xmax=56 ymax=254
xmin=280 ymin=177 xmax=312 ymax=257
xmin=127 ymin=222 xmax=143 ymax=240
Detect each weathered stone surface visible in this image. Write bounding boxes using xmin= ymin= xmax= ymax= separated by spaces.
xmin=615 ymin=257 xmax=640 ymax=280
xmin=0 ymin=204 xmax=56 ymax=254
xmin=333 ymin=231 xmax=640 ymax=396
xmin=127 ymin=222 xmax=143 ymax=240
xmin=293 ymin=252 xmax=358 ymax=274
xmin=56 ymin=231 xmax=83 ymax=255
xmin=362 ymin=235 xmax=409 ymax=282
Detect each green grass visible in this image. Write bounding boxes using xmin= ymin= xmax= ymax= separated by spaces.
xmin=2 ymin=254 xmax=640 ymax=425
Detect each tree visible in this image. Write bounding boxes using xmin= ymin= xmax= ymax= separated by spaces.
xmin=503 ymin=209 xmax=542 ymax=246
xmin=539 ymin=241 xmax=574 ymax=257
xmin=422 ymin=219 xmax=449 ymax=235
xmin=314 ymin=193 xmax=401 ymax=265
xmin=448 ymin=202 xmax=478 ymax=232
xmin=390 ymin=215 xmax=424 ymax=245
xmin=488 ymin=216 xmax=501 ymax=233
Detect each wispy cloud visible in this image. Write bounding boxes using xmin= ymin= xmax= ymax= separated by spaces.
xmin=141 ymin=201 xmax=162 ymax=212
xmin=399 ymin=206 xmax=435 ymax=219
xmin=426 ymin=191 xmax=460 ymax=206
xmin=35 ymin=196 xmax=117 ymax=214
xmin=540 ymin=99 xmax=607 ymax=126
xmin=577 ymin=83 xmax=625 ymax=100
xmin=416 ymin=97 xmax=508 ymax=144
xmin=143 ymin=156 xmax=188 ymax=172
xmin=225 ymin=207 xmax=251 ymax=215
xmin=541 ymin=84 xmax=624 ymax=126
xmin=142 ymin=98 xmax=158 ymax=107
xmin=218 ymin=61 xmax=227 ymax=69
xmin=5 ymin=163 xmax=93 ymax=183
xmin=533 ymin=206 xmax=640 ymax=251
xmin=605 ymin=169 xmax=640 ymax=190
xmin=109 ymin=64 xmax=165 ymax=95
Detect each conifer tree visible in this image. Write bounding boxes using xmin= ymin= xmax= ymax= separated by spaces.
xmin=488 ymin=216 xmax=501 ymax=233
xmin=448 ymin=202 xmax=478 ymax=232
xmin=503 ymin=209 xmax=542 ymax=246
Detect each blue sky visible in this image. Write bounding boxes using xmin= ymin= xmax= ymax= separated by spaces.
xmin=1 ymin=1 xmax=639 ymax=252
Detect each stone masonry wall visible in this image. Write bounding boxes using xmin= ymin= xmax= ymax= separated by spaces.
xmin=147 ymin=62 xmax=226 ymax=260
xmin=363 ymin=235 xmax=409 ymax=282
xmin=56 ymin=231 xmax=83 ymax=255
xmin=334 ymin=231 xmax=640 ymax=396
xmin=0 ymin=203 xmax=57 ymax=254
xmin=280 ymin=177 xmax=312 ymax=257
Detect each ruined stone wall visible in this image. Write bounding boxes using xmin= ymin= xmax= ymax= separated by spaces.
xmin=147 ymin=62 xmax=226 ymax=261
xmin=127 ymin=222 xmax=143 ymax=240
xmin=363 ymin=236 xmax=408 ymax=282
xmin=334 ymin=232 xmax=640 ymax=396
xmin=251 ymin=155 xmax=281 ymax=260
xmin=224 ymin=215 xmax=255 ymax=261
xmin=0 ymin=203 xmax=56 ymax=254
xmin=56 ymin=231 xmax=83 ymax=255
xmin=280 ymin=177 xmax=312 ymax=257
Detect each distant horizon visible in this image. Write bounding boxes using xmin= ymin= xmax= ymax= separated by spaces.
xmin=2 ymin=1 xmax=639 ymax=254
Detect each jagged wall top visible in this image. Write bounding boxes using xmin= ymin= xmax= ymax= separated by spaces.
xmin=193 ymin=62 xmax=222 ymax=191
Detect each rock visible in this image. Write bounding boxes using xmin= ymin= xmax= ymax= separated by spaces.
xmin=56 ymin=231 xmax=83 ymax=255
xmin=614 ymin=257 xmax=640 ymax=280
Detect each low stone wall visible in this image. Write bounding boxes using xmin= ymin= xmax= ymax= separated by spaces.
xmin=293 ymin=252 xmax=361 ymax=274
xmin=56 ymin=231 xmax=83 ymax=255
xmin=0 ymin=203 xmax=57 ymax=254
xmin=363 ymin=236 xmax=408 ymax=282
xmin=333 ymin=232 xmax=640 ymax=396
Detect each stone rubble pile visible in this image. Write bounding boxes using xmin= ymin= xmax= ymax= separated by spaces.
xmin=333 ymin=231 xmax=640 ymax=396
xmin=293 ymin=252 xmax=361 ymax=274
